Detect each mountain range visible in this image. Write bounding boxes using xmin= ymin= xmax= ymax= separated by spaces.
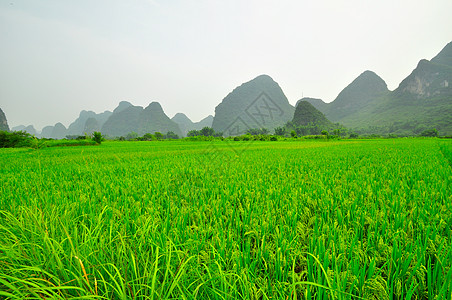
xmin=2 ymin=41 xmax=451 ymax=137
xmin=304 ymin=42 xmax=452 ymax=135
xmin=171 ymin=113 xmax=214 ymax=136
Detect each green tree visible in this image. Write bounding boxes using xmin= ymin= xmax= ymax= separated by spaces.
xmin=187 ymin=130 xmax=200 ymax=137
xmin=164 ymin=131 xmax=179 ymax=139
xmin=154 ymin=132 xmax=163 ymax=140
xmin=274 ymin=127 xmax=285 ymax=136
xmin=420 ymin=128 xmax=438 ymax=137
xmin=92 ymin=132 xmax=103 ymax=144
xmin=200 ymin=127 xmax=215 ymax=137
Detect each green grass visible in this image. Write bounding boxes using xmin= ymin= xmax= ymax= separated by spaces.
xmin=0 ymin=139 xmax=451 ymax=299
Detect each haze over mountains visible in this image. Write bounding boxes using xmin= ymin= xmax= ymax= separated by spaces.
xmin=2 ymin=41 xmax=451 ymax=137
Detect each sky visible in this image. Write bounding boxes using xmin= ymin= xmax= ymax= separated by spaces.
xmin=1 ymin=0 xmax=452 ymax=131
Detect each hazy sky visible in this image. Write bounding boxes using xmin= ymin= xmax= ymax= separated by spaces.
xmin=1 ymin=0 xmax=452 ymax=130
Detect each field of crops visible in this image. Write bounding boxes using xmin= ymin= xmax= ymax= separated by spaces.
xmin=1 ymin=138 xmax=451 ymax=299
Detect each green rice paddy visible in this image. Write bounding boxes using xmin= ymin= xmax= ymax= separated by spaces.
xmin=1 ymin=139 xmax=451 ymax=299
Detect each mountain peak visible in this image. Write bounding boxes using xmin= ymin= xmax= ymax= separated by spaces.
xmin=114 ymin=101 xmax=133 ymax=113
xmin=212 ymin=75 xmax=294 ymax=134
xmin=335 ymin=70 xmax=388 ymax=104
xmin=145 ymin=102 xmax=164 ymax=112
xmin=354 ymin=70 xmax=387 ymax=87
xmin=172 ymin=113 xmax=192 ymax=123
xmin=252 ymin=74 xmax=275 ymax=82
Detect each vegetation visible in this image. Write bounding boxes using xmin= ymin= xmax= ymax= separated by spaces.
xmin=187 ymin=126 xmax=222 ymax=137
xmin=1 ymin=139 xmax=451 ymax=299
xmin=0 ymin=130 xmax=98 ymax=148
xmin=0 ymin=130 xmax=33 ymax=148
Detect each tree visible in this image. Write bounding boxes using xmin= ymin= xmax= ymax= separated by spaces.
xmin=274 ymin=127 xmax=286 ymax=136
xmin=187 ymin=130 xmax=200 ymax=137
xmin=126 ymin=132 xmax=138 ymax=140
xmin=290 ymin=130 xmax=297 ymax=138
xmin=92 ymin=131 xmax=103 ymax=144
xmin=165 ymin=131 xmax=179 ymax=139
xmin=200 ymin=127 xmax=215 ymax=137
xmin=420 ymin=128 xmax=438 ymax=137
xmin=154 ymin=132 xmax=163 ymax=140
xmin=143 ymin=133 xmax=154 ymax=141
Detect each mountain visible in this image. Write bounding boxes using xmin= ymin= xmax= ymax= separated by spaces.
xmin=66 ymin=110 xmax=112 ymax=136
xmin=304 ymin=70 xmax=390 ymax=124
xmin=41 ymin=123 xmax=67 ymax=139
xmin=396 ymin=42 xmax=452 ymax=99
xmin=51 ymin=123 xmax=67 ymax=139
xmin=101 ymin=104 xmax=143 ymax=137
xmin=138 ymin=102 xmax=182 ymax=136
xmin=0 ymin=108 xmax=9 ymax=131
xmin=84 ymin=117 xmax=100 ymax=134
xmin=431 ymin=41 xmax=452 ymax=67
xmin=40 ymin=126 xmax=54 ymax=138
xmin=212 ymin=75 xmax=295 ymax=136
xmin=303 ymin=42 xmax=452 ymax=136
xmin=101 ymin=101 xmax=182 ymax=137
xmin=11 ymin=125 xmax=37 ymax=135
xmin=292 ymin=101 xmax=332 ymax=127
xmin=171 ymin=113 xmax=214 ymax=136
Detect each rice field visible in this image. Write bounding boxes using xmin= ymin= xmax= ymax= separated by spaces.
xmin=0 ymin=138 xmax=451 ymax=299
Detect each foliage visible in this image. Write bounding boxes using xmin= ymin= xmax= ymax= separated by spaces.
xmin=0 ymin=130 xmax=33 ymax=148
xmin=1 ymin=140 xmax=451 ymax=298
xmin=187 ymin=126 xmax=222 ymax=137
xmin=164 ymin=131 xmax=179 ymax=139
xmin=420 ymin=128 xmax=439 ymax=137
xmin=92 ymin=131 xmax=103 ymax=144
xmin=246 ymin=128 xmax=269 ymax=135
xmin=274 ymin=126 xmax=286 ymax=136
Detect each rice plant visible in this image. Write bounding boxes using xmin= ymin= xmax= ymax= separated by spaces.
xmin=0 ymin=139 xmax=451 ymax=299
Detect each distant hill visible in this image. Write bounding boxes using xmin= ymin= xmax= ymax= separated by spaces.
xmin=101 ymin=101 xmax=182 ymax=137
xmin=212 ymin=75 xmax=294 ymax=136
xmin=41 ymin=123 xmax=67 ymax=139
xmin=11 ymin=125 xmax=37 ymax=136
xmin=67 ymin=110 xmax=112 ymax=136
xmin=171 ymin=113 xmax=214 ymax=136
xmin=0 ymin=108 xmax=9 ymax=131
xmin=292 ymin=101 xmax=332 ymax=127
xmin=303 ymin=41 xmax=452 ymax=136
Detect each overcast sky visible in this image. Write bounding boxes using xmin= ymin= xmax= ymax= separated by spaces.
xmin=1 ymin=0 xmax=451 ymax=130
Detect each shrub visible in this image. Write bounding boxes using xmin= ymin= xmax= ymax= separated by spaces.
xmin=420 ymin=128 xmax=438 ymax=137
xmin=0 ymin=131 xmax=33 ymax=148
xmin=92 ymin=132 xmax=103 ymax=144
